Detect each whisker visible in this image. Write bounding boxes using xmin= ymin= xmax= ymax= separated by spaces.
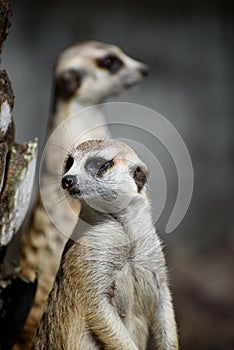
xmin=43 ymin=180 xmax=62 ymax=188
xmin=40 ymin=174 xmax=62 ymax=184
xmin=46 ymin=194 xmax=66 ymax=209
xmin=45 ymin=169 xmax=64 ymax=177
xmin=62 ymin=123 xmax=75 ymax=150
xmin=48 ymin=174 xmax=64 ymax=180
xmin=48 ymin=142 xmax=70 ymax=155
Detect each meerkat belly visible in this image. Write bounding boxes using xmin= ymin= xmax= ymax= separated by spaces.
xmin=109 ymin=261 xmax=155 ymax=348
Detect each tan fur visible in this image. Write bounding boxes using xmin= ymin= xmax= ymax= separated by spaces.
xmin=33 ymin=140 xmax=178 ymax=350
xmin=14 ymin=42 xmax=148 ymax=350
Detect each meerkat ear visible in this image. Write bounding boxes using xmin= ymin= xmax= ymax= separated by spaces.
xmin=132 ymin=166 xmax=147 ymax=192
xmin=55 ymin=69 xmax=82 ymax=99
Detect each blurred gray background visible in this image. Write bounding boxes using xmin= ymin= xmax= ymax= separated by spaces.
xmin=2 ymin=0 xmax=234 ymax=348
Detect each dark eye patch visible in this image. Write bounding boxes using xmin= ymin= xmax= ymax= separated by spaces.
xmin=64 ymin=155 xmax=74 ymax=173
xmin=85 ymin=157 xmax=114 ymax=176
xmin=55 ymin=69 xmax=82 ymax=100
xmin=96 ymin=55 xmax=123 ymax=73
xmin=97 ymin=159 xmax=114 ymax=176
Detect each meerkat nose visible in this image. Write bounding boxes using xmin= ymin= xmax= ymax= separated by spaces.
xmin=61 ymin=175 xmax=76 ymax=189
xmin=139 ymin=65 xmax=150 ymax=76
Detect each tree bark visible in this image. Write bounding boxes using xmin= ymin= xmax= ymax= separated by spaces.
xmin=0 ymin=1 xmax=38 ymax=349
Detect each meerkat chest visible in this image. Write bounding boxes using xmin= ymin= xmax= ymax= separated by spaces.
xmin=109 ymin=238 xmax=161 ymax=317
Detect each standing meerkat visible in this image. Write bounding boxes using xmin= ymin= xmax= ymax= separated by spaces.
xmin=51 ymin=41 xmax=149 ymax=132
xmin=46 ymin=40 xmax=149 ymax=177
xmin=15 ymin=42 xmax=149 ymax=350
xmin=33 ymin=139 xmax=178 ymax=350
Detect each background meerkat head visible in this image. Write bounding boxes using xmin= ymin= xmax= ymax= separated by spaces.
xmin=61 ymin=139 xmax=148 ymax=213
xmin=54 ymin=41 xmax=149 ymax=106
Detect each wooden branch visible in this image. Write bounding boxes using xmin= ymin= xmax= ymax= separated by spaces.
xmin=0 ymin=70 xmax=14 ymax=147
xmin=0 ymin=70 xmax=38 ymax=247
xmin=0 ymin=139 xmax=38 ymax=246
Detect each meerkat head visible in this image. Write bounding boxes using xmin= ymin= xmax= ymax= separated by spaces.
xmin=61 ymin=140 xmax=148 ymax=213
xmin=54 ymin=41 xmax=149 ymax=106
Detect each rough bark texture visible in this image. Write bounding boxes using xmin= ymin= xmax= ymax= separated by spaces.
xmin=0 ymin=70 xmax=14 ymax=149
xmin=0 ymin=0 xmax=12 ymax=55
xmin=0 ymin=138 xmax=38 ymax=246
xmin=0 ymin=1 xmax=38 ymax=349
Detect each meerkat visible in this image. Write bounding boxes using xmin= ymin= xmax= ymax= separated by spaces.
xmin=33 ymin=139 xmax=178 ymax=350
xmin=46 ymin=40 xmax=149 ymax=175
xmin=15 ymin=42 xmax=149 ymax=350
xmin=51 ymin=41 xmax=149 ymax=131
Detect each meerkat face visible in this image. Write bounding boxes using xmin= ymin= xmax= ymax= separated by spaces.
xmin=61 ymin=140 xmax=148 ymax=213
xmin=54 ymin=41 xmax=149 ymax=105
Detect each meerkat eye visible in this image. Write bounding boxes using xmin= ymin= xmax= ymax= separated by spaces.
xmin=97 ymin=55 xmax=123 ymax=73
xmin=64 ymin=155 xmax=74 ymax=173
xmin=85 ymin=157 xmax=114 ymax=176
xmin=97 ymin=159 xmax=114 ymax=176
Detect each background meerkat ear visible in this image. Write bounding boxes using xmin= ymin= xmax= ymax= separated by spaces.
xmin=55 ymin=69 xmax=82 ymax=99
xmin=132 ymin=166 xmax=147 ymax=192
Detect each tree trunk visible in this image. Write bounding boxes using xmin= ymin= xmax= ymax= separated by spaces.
xmin=0 ymin=1 xmax=38 ymax=349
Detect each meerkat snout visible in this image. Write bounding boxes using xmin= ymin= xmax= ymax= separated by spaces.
xmin=61 ymin=174 xmax=81 ymax=198
xmin=61 ymin=175 xmax=76 ymax=189
xmin=139 ymin=64 xmax=150 ymax=76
